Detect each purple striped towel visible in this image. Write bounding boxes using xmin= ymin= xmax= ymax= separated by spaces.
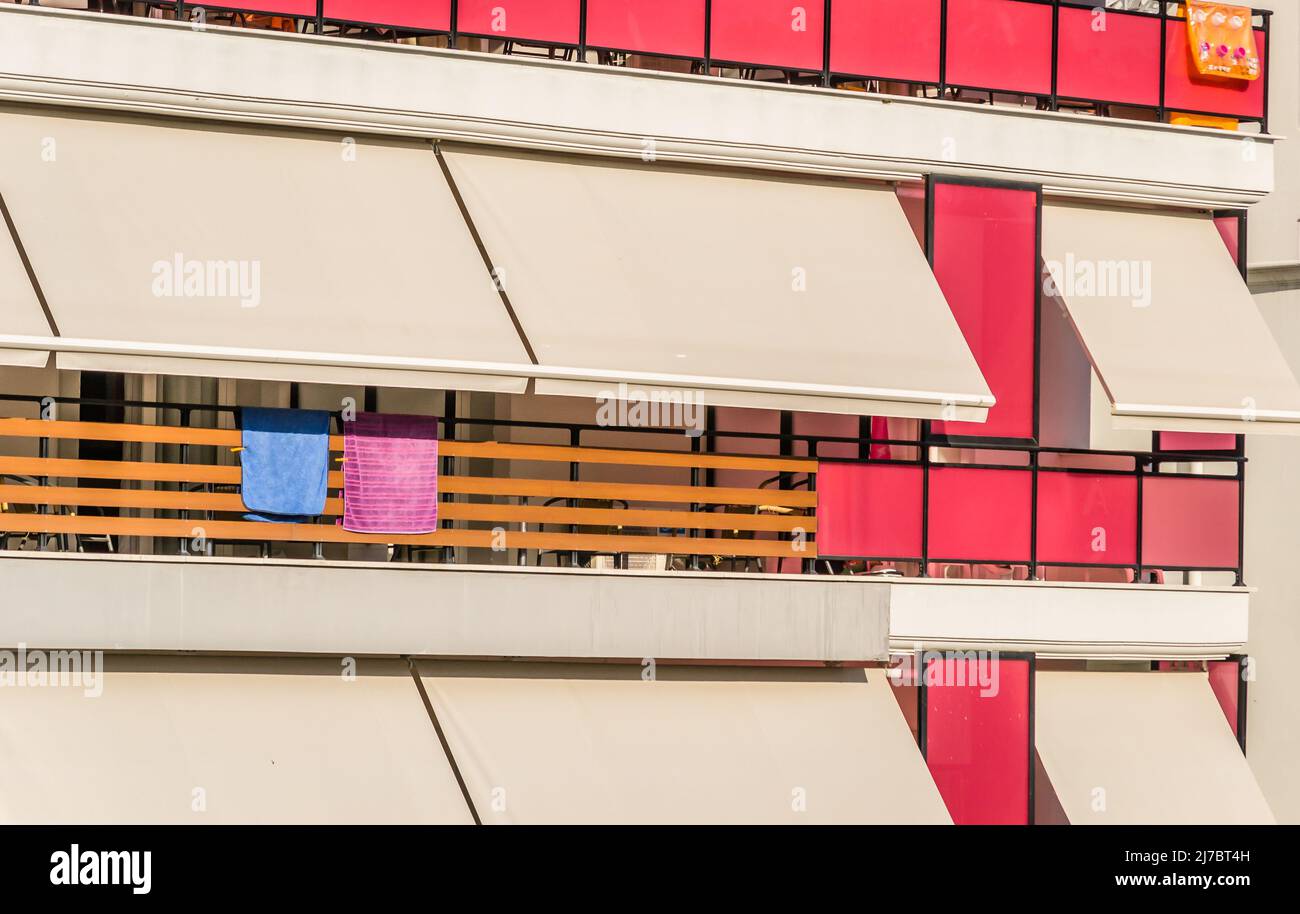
xmin=342 ymin=412 xmax=440 ymax=534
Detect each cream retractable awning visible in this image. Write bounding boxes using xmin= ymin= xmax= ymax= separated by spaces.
xmin=0 ymin=209 xmax=51 ymax=368
xmin=0 ymin=656 xmax=473 ymax=824
xmin=1043 ymin=203 xmax=1300 ymax=435
xmin=440 ymin=145 xmax=993 ymax=420
xmin=1036 ymin=671 xmax=1274 ymax=825
xmin=416 ymin=661 xmax=951 ymax=824
xmin=0 ymin=108 xmax=531 ymax=393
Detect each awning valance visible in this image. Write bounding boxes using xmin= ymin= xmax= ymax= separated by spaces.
xmin=1043 ymin=202 xmax=1300 ymax=435
xmin=416 ymin=661 xmax=952 ymax=824
xmin=1035 ymin=671 xmax=1274 ymax=825
xmin=439 ymin=145 xmax=994 ymax=420
xmin=0 ymin=108 xmax=532 ymax=393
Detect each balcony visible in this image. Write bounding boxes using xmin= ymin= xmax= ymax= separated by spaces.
xmin=0 ymin=392 xmax=1252 ymax=661
xmin=0 ymin=3 xmax=1275 ymax=210
xmin=10 ymin=2 xmax=1272 ymax=128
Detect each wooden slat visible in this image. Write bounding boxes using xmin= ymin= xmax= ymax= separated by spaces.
xmin=0 ymin=457 xmax=816 ymax=507
xmin=0 ymin=418 xmax=815 ymax=473
xmin=440 ymin=439 xmax=814 ymax=473
xmin=0 ymin=514 xmax=815 ymax=558
xmin=0 ymin=485 xmax=815 ymax=533
xmin=0 ymin=417 xmax=239 ymax=447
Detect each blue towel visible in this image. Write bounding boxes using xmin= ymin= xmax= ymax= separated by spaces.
xmin=239 ymin=407 xmax=330 ymax=523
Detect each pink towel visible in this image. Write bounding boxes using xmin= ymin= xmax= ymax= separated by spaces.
xmin=342 ymin=413 xmax=440 ymax=534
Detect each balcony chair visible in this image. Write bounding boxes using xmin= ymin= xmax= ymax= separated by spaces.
xmin=699 ymin=473 xmax=834 ymax=575
xmin=531 ymin=497 xmax=630 ymax=568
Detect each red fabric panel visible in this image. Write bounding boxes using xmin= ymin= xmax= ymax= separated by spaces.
xmin=585 ymin=0 xmax=706 ymax=58
xmin=1036 ymin=471 xmax=1137 ymax=566
xmin=1164 ymin=22 xmax=1266 ymax=119
xmin=230 ymin=0 xmax=318 ymax=15
xmin=456 ymin=0 xmax=582 ymax=44
xmin=930 ymin=182 xmax=1038 ymax=440
xmin=1056 ymin=5 xmax=1161 ymax=107
xmin=1208 ymin=660 xmax=1241 ymax=739
xmin=944 ymin=0 xmax=1053 ymax=95
xmin=927 ymin=467 xmax=1032 ymax=561
xmin=709 ymin=0 xmax=826 ymax=71
xmin=816 ymin=463 xmax=923 ymax=559
xmin=1215 ymin=214 xmax=1242 ymax=264
xmin=830 ymin=0 xmax=942 ymax=82
xmin=1157 ymin=431 xmax=1238 ymax=452
xmin=925 ymin=656 xmax=1031 ymax=825
xmin=323 ymin=0 xmax=450 ymax=29
xmin=1142 ymin=475 xmax=1240 ymax=569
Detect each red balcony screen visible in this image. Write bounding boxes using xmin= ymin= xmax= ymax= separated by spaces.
xmin=830 ymin=0 xmax=942 ymax=83
xmin=585 ymin=0 xmax=706 ymax=58
xmin=925 ymin=655 xmax=1031 ymax=825
xmin=228 ymin=0 xmax=318 ymax=16
xmin=1157 ymin=431 xmax=1237 ymax=452
xmin=944 ymin=0 xmax=1053 ymax=96
xmin=930 ymin=181 xmax=1038 ymax=441
xmin=816 ymin=462 xmax=923 ymax=559
xmin=1215 ymin=213 xmax=1243 ymax=263
xmin=709 ymin=0 xmax=826 ymax=71
xmin=1036 ymin=471 xmax=1137 ymax=566
xmin=1142 ymin=475 xmax=1240 ymax=569
xmin=927 ymin=467 xmax=1032 ymax=562
xmin=1208 ymin=660 xmax=1243 ymax=740
xmin=1164 ymin=21 xmax=1266 ymax=119
xmin=323 ymin=0 xmax=451 ymax=29
xmin=456 ymin=0 xmax=582 ymax=45
xmin=1056 ymin=4 xmax=1161 ymax=107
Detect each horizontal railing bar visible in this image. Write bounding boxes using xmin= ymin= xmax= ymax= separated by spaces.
xmin=0 ymin=514 xmax=813 ymax=558
xmin=0 ymin=485 xmax=813 ymax=533
xmin=0 ymin=456 xmax=816 ymax=507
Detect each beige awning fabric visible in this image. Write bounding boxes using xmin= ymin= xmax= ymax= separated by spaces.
xmin=1043 ymin=202 xmax=1300 ymax=435
xmin=1036 ymin=671 xmax=1274 ymax=825
xmin=0 ymin=656 xmax=473 ymax=824
xmin=0 ymin=207 xmax=50 ymax=368
xmin=440 ymin=145 xmax=993 ymax=420
xmin=0 ymin=107 xmax=531 ymax=393
xmin=416 ymin=661 xmax=951 ymax=824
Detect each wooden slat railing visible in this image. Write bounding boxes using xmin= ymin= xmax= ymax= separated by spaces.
xmin=0 ymin=418 xmax=817 ymax=560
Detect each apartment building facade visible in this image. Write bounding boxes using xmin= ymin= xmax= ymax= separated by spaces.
xmin=0 ymin=1 xmax=1291 ymax=824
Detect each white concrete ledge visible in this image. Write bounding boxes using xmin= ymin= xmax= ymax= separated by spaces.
xmin=0 ymin=552 xmax=1249 ymax=661
xmin=888 ymin=577 xmax=1250 ymax=660
xmin=0 ymin=6 xmax=1274 ymax=209
xmin=0 ymin=552 xmax=890 ymax=662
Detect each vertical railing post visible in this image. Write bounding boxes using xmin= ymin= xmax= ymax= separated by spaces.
xmin=568 ymin=426 xmax=580 ymax=568
xmin=919 ymin=421 xmax=931 ymax=576
xmin=803 ymin=448 xmax=817 ymax=574
xmin=1135 ymin=455 xmax=1146 ymax=583
xmin=938 ymin=0 xmax=949 ymax=98
xmin=1028 ymin=449 xmax=1039 ymax=580
xmin=1157 ymin=0 xmax=1168 ymax=123
xmin=315 ymin=0 xmax=324 ymax=35
xmin=578 ymin=0 xmax=588 ymax=60
xmin=822 ymin=0 xmax=833 ymax=87
xmin=1049 ymin=0 xmax=1060 ymax=111
xmin=450 ymin=0 xmax=459 ymax=49
xmin=1236 ymin=450 xmax=1246 ymax=586
xmin=1261 ymin=10 xmax=1271 ymax=134
xmin=440 ymin=391 xmax=457 ymax=565
xmin=703 ymin=0 xmax=713 ymax=75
